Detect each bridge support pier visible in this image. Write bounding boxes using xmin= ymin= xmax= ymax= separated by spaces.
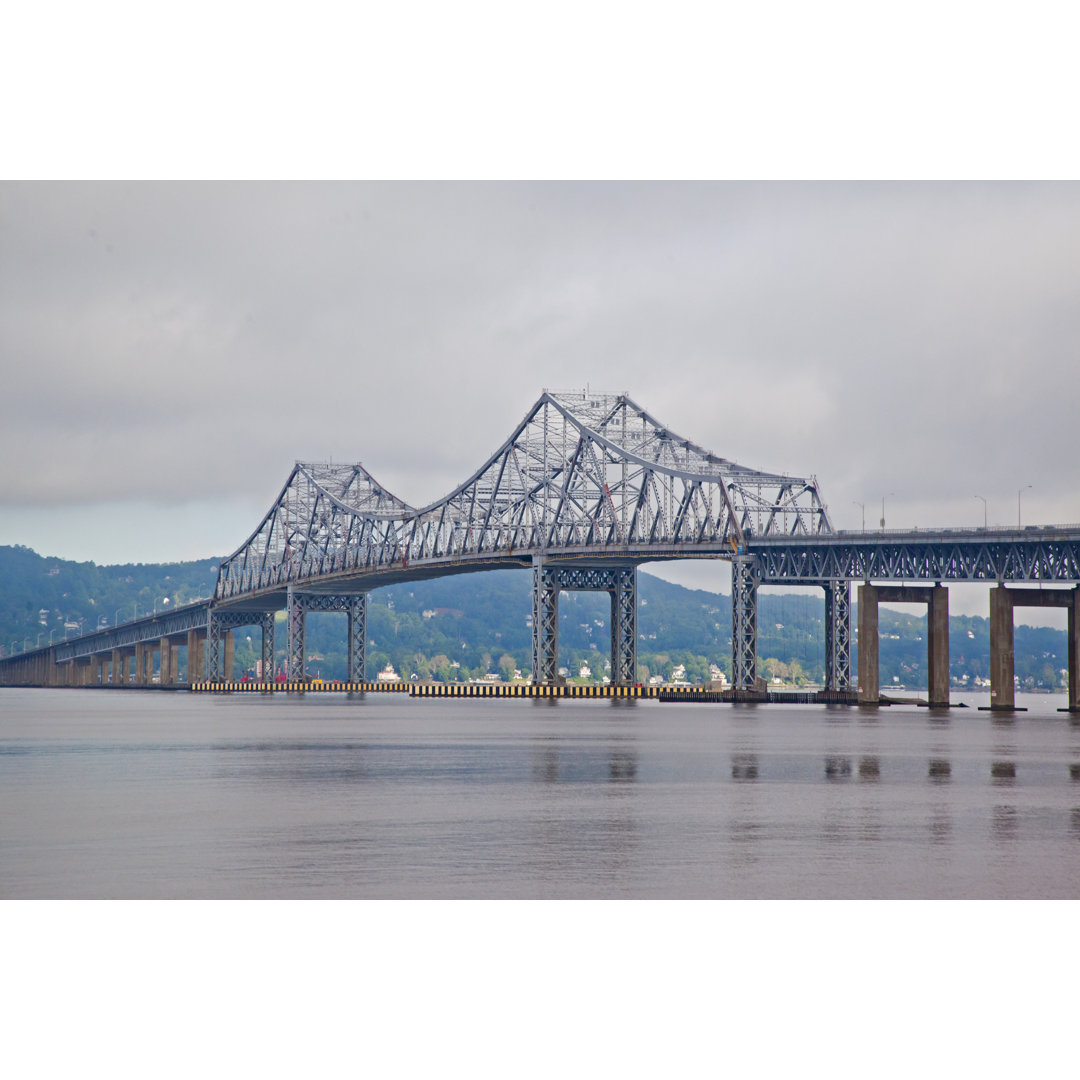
xmin=530 ymin=560 xmax=637 ymax=685
xmin=159 ymin=636 xmax=173 ymax=686
xmin=287 ymin=586 xmax=305 ymax=681
xmin=858 ymin=584 xmax=950 ymax=706
xmin=731 ymin=555 xmax=761 ymax=695
xmin=284 ymin=591 xmax=366 ymax=683
xmin=823 ymin=580 xmax=852 ymax=693
xmin=990 ymin=585 xmax=1080 ymax=710
xmin=206 ymin=610 xmax=250 ymax=681
xmin=187 ymin=630 xmax=204 ymax=682
xmin=347 ymin=597 xmax=366 ymax=683
xmin=532 ymin=559 xmax=559 ymax=685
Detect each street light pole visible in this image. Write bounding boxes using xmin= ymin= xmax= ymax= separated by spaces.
xmin=881 ymin=492 xmax=895 ymax=531
xmin=974 ymin=495 xmax=987 ymax=529
xmin=1018 ymin=484 xmax=1032 ymax=527
xmin=853 ymin=501 xmax=865 ymax=531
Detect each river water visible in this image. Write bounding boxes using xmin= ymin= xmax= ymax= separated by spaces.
xmin=3 ymin=686 xmax=1079 ymax=899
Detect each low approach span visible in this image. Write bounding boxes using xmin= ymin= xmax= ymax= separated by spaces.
xmin=3 ymin=390 xmax=1079 ymax=709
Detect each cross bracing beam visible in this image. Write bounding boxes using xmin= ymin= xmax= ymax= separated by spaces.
xmin=216 ymin=391 xmax=832 ymax=600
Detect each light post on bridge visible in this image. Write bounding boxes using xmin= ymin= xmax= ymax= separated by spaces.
xmin=1018 ymin=485 xmax=1032 ymax=528
xmin=974 ymin=495 xmax=987 ymax=529
xmin=880 ymin=493 xmax=895 ymax=531
xmin=114 ymin=608 xmax=122 ymax=626
xmin=853 ymin=501 xmax=865 ymax=531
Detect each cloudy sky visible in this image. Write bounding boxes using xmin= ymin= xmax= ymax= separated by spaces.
xmin=2 ymin=181 xmax=1078 ymax=615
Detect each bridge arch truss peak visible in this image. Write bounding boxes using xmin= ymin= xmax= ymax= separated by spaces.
xmin=215 ymin=390 xmax=834 ymax=602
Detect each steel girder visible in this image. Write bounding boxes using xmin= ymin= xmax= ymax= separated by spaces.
xmin=750 ymin=530 xmax=1080 ymax=584
xmin=215 ymin=390 xmax=832 ymax=600
xmin=530 ymin=561 xmax=638 ymax=685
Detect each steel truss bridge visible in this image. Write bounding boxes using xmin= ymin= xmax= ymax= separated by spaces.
xmin=3 ymin=390 xmax=1080 ymax=708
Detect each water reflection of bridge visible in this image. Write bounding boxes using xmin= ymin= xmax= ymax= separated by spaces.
xmin=3 ymin=390 xmax=1079 ymax=710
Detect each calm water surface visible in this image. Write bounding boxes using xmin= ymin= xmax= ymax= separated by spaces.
xmin=3 ymin=687 xmax=1079 ymax=898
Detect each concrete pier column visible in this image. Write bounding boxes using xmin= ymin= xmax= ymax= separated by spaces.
xmin=111 ymin=648 xmax=123 ymax=686
xmin=171 ymin=644 xmax=181 ymax=683
xmin=187 ymin=630 xmax=204 ymax=681
xmin=224 ymin=631 xmax=235 ymax=682
xmin=928 ymin=585 xmax=950 ymax=707
xmin=989 ymin=586 xmax=1015 ymax=709
xmin=857 ymin=583 xmax=879 ymax=704
xmin=159 ymin=636 xmax=173 ymax=686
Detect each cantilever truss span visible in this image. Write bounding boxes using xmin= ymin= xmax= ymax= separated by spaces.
xmin=216 ymin=390 xmax=832 ymax=601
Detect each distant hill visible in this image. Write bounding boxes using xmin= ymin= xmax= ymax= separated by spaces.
xmin=0 ymin=544 xmax=1068 ymax=689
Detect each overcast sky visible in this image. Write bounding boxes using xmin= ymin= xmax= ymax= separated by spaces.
xmin=2 ymin=181 xmax=1077 ymax=617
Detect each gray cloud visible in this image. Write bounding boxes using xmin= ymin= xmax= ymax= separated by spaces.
xmin=2 ymin=181 xmax=1078 ymax=566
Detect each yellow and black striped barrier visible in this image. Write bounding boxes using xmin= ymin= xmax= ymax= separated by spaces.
xmin=410 ymin=682 xmax=650 ymax=698
xmin=190 ymin=680 xmax=654 ymax=698
xmin=190 ymin=680 xmax=408 ymax=694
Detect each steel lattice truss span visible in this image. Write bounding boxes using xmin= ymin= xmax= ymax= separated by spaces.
xmin=749 ymin=530 xmax=1080 ymax=583
xmin=217 ymin=390 xmax=832 ymax=600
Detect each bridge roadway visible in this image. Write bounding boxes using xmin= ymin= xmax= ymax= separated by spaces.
xmin=2 ymin=391 xmax=1079 ymax=709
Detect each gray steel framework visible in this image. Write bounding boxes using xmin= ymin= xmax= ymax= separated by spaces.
xmin=823 ymin=580 xmax=852 ymax=691
xmin=259 ymin=611 xmax=275 ymax=680
xmin=731 ymin=555 xmax=760 ymax=691
xmin=216 ymin=390 xmax=832 ymax=602
xmin=347 ymin=596 xmax=366 ymax=683
xmin=206 ymin=609 xmax=255 ymax=681
xmin=286 ymin=589 xmax=366 ymax=681
xmin=531 ymin=562 xmax=638 ymax=685
xmin=749 ymin=528 xmax=1080 ymax=584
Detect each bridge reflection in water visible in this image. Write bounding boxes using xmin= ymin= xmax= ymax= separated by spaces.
xmin=3 ymin=390 xmax=1080 ymax=710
